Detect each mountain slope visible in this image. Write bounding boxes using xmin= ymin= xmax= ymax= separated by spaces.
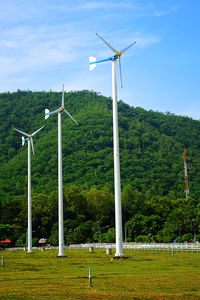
xmin=0 ymin=90 xmax=200 ymax=201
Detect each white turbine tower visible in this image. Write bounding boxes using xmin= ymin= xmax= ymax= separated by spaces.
xmin=45 ymin=85 xmax=78 ymax=257
xmin=89 ymin=33 xmax=136 ymax=257
xmin=14 ymin=125 xmax=45 ymax=253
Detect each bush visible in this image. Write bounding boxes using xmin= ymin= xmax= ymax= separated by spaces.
xmin=196 ymin=234 xmax=200 ymax=242
xmin=182 ymin=233 xmax=193 ymax=242
xmin=15 ymin=233 xmax=26 ymax=247
xmin=70 ymin=221 xmax=94 ymax=244
xmin=135 ymin=235 xmax=151 ymax=243
xmin=32 ymin=237 xmax=38 ymax=246
xmin=0 ymin=224 xmax=13 ymax=240
xmin=48 ymin=223 xmax=58 ymax=245
xmin=126 ymin=237 xmax=132 ymax=243
xmin=48 ymin=232 xmax=58 ymax=245
xmin=176 ymin=237 xmax=182 ymax=243
xmin=94 ymin=228 xmax=115 ymax=243
xmin=154 ymin=231 xmax=176 ymax=243
xmin=15 ymin=239 xmax=25 ymax=247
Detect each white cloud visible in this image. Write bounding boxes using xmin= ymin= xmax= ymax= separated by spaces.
xmin=76 ymin=1 xmax=138 ymax=10
xmin=0 ymin=24 xmax=88 ymax=76
xmin=0 ymin=1 xmax=160 ymax=95
xmin=0 ymin=56 xmax=19 ymax=75
xmin=133 ymin=34 xmax=159 ymax=48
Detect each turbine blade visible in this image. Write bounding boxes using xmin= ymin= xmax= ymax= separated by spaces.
xmin=64 ymin=109 xmax=79 ymax=125
xmin=118 ymin=57 xmax=123 ymax=88
xmin=120 ymin=41 xmax=136 ymax=55
xmin=14 ymin=128 xmax=29 ymax=138
xmin=30 ymin=138 xmax=35 ymax=155
xmin=89 ymin=56 xmax=96 ymax=71
xmin=96 ymin=33 xmax=117 ymax=54
xmin=45 ymin=109 xmax=50 ymax=119
xmin=22 ymin=136 xmax=25 ymax=146
xmin=32 ymin=125 xmax=45 ymax=136
xmin=61 ymin=84 xmax=64 ymax=107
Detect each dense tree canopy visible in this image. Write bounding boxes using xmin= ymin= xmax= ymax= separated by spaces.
xmin=0 ymin=90 xmax=200 ymax=245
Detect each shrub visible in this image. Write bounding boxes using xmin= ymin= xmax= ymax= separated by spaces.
xmin=196 ymin=234 xmax=200 ymax=242
xmin=154 ymin=231 xmax=176 ymax=243
xmin=135 ymin=235 xmax=151 ymax=243
xmin=15 ymin=239 xmax=25 ymax=247
xmin=182 ymin=233 xmax=193 ymax=242
xmin=176 ymin=237 xmax=182 ymax=243
xmin=32 ymin=237 xmax=38 ymax=246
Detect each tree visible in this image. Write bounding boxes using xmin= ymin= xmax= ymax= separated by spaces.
xmin=126 ymin=213 xmax=161 ymax=241
xmin=165 ymin=207 xmax=185 ymax=237
xmin=122 ymin=185 xmax=144 ymax=222
xmin=0 ymin=224 xmax=12 ymax=240
xmin=69 ymin=221 xmax=94 ymax=244
xmin=31 ymin=194 xmax=52 ymax=238
xmin=86 ymin=187 xmax=114 ymax=226
xmin=64 ymin=185 xmax=87 ymax=219
xmin=93 ymin=227 xmax=115 ymax=243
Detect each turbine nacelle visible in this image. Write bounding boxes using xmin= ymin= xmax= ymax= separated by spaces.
xmin=14 ymin=126 xmax=45 ymax=155
xmin=45 ymin=85 xmax=79 ymax=125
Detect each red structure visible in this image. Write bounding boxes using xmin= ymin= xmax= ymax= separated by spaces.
xmin=0 ymin=239 xmax=11 ymax=243
xmin=184 ymin=146 xmax=189 ymax=199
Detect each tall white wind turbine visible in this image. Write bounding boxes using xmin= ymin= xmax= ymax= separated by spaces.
xmin=14 ymin=125 xmax=45 ymax=253
xmin=89 ymin=33 xmax=136 ymax=257
xmin=45 ymin=85 xmax=78 ymax=257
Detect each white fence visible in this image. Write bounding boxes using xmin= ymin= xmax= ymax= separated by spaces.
xmin=3 ymin=242 xmax=200 ymax=252
xmin=69 ymin=242 xmax=200 ymax=252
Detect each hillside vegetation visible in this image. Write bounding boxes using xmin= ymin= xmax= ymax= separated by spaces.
xmin=0 ymin=90 xmax=200 ymax=245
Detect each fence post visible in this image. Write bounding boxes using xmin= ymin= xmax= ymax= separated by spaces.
xmin=89 ymin=267 xmax=92 ymax=287
xmin=1 ymin=255 xmax=4 ymax=267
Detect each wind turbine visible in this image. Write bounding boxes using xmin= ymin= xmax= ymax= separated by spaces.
xmin=89 ymin=33 xmax=136 ymax=257
xmin=14 ymin=125 xmax=45 ymax=253
xmin=45 ymin=85 xmax=78 ymax=257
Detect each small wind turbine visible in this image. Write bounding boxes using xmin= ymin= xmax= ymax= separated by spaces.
xmin=89 ymin=33 xmax=136 ymax=88
xmin=45 ymin=85 xmax=78 ymax=257
xmin=14 ymin=125 xmax=45 ymax=253
xmin=89 ymin=33 xmax=136 ymax=257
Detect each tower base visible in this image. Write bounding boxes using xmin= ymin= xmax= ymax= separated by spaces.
xmin=112 ymin=256 xmax=129 ymax=260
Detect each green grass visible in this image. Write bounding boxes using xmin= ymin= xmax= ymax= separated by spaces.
xmin=0 ymin=249 xmax=200 ymax=299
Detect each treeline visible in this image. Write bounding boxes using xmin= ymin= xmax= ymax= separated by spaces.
xmin=1 ymin=184 xmax=200 ymax=246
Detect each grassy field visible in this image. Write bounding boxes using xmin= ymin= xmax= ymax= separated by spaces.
xmin=0 ymin=248 xmax=200 ymax=299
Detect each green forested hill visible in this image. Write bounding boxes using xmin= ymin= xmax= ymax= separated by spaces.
xmin=1 ymin=90 xmax=200 ymax=246
xmin=0 ymin=89 xmax=200 ymax=201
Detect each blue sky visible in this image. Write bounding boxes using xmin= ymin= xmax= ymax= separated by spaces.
xmin=0 ymin=0 xmax=199 ymax=119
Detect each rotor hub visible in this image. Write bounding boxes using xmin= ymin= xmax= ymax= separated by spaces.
xmin=117 ymin=51 xmax=121 ymax=57
xmin=29 ymin=135 xmax=32 ymax=138
xmin=61 ymin=106 xmax=65 ymax=110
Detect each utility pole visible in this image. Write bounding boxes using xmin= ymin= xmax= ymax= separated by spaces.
xmin=184 ymin=146 xmax=189 ymax=199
